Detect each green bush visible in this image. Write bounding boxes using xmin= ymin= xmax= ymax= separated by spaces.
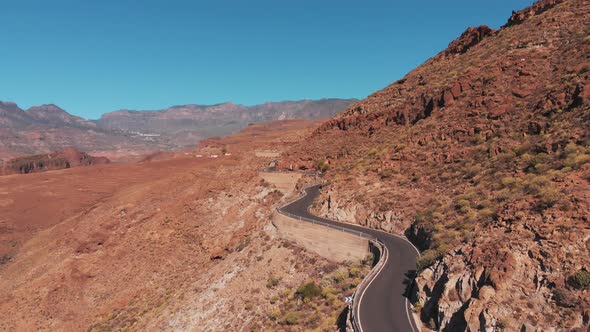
xmin=568 ymin=269 xmax=590 ymax=289
xmin=283 ymin=312 xmax=300 ymax=325
xmin=332 ymin=269 xmax=348 ymax=283
xmin=563 ymin=143 xmax=590 ymax=170
xmin=536 ymin=187 xmax=561 ymax=209
xmin=454 ymin=199 xmax=471 ymax=214
xmin=512 ymin=143 xmax=532 ymax=156
xmin=417 ymin=249 xmax=443 ymax=270
xmin=266 ymin=276 xmax=281 ymax=289
xmin=379 ymin=168 xmax=394 ymax=179
xmin=477 ymin=207 xmax=497 ymax=221
xmin=500 ymin=176 xmax=521 ymax=189
xmin=349 ymin=267 xmax=361 ymax=278
xmin=560 ymin=166 xmax=573 ymax=173
xmin=296 ymin=281 xmax=322 ymax=301
xmin=269 ymin=308 xmax=281 ymax=321
xmin=564 ymin=142 xmax=578 ymax=155
xmin=496 ymin=319 xmax=509 ymax=330
xmin=314 ymin=160 xmax=329 ymax=173
xmin=414 ymin=208 xmax=435 ymax=223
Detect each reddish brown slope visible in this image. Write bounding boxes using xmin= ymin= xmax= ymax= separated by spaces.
xmin=0 ymin=119 xmax=354 ymax=332
xmin=281 ymin=0 xmax=589 ymax=330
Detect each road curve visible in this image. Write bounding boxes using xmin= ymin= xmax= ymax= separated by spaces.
xmin=279 ymin=184 xmax=420 ymax=332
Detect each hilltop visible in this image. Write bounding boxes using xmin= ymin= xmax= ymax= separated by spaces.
xmin=280 ymin=0 xmax=589 ymax=330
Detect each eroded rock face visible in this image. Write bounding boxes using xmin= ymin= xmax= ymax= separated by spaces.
xmin=505 ymin=0 xmax=567 ymax=27
xmin=314 ymin=187 xmax=408 ymax=234
xmin=444 ymin=26 xmax=495 ymax=56
xmin=414 ymin=205 xmax=590 ymax=331
xmin=2 ymin=147 xmax=110 ymax=175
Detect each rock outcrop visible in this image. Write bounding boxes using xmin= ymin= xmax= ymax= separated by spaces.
xmin=444 ymin=26 xmax=495 ymax=56
xmin=2 ymin=147 xmax=110 ymax=175
xmin=504 ymin=0 xmax=567 ymax=27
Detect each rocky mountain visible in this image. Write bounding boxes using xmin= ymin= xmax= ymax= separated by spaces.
xmin=0 ymin=99 xmax=355 ymax=161
xmin=1 ymin=147 xmax=110 ymax=175
xmin=94 ymin=99 xmax=357 ymax=137
xmin=26 ymin=104 xmax=96 ymax=128
xmin=280 ymin=0 xmax=589 ymax=330
xmin=0 ymin=101 xmax=34 ymax=129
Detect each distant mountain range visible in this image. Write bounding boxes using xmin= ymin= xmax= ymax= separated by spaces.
xmin=0 ymin=99 xmax=357 ymax=160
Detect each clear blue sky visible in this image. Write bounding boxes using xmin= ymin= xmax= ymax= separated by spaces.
xmin=0 ymin=0 xmax=533 ymax=119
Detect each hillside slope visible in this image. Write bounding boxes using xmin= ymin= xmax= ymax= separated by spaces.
xmin=280 ymin=0 xmax=590 ymax=330
xmin=0 ymin=120 xmax=363 ymax=331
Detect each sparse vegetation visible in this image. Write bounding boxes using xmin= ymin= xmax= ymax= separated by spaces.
xmin=261 ymin=261 xmax=370 ymax=331
xmin=417 ymin=249 xmax=444 ymax=270
xmin=568 ymin=269 xmax=590 ymax=289
xmin=283 ymin=312 xmax=301 ymax=325
xmin=553 ymin=288 xmax=577 ymax=308
xmin=274 ymin=2 xmax=590 ymax=330
xmin=496 ymin=319 xmax=509 ymax=330
xmin=296 ymin=281 xmax=322 ymax=302
xmin=314 ymin=160 xmax=329 ymax=173
xmin=266 ymin=276 xmax=282 ymax=289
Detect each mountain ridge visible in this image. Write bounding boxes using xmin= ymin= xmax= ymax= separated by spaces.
xmin=0 ymin=98 xmax=356 ymax=160
xmin=94 ymin=98 xmax=358 ymax=133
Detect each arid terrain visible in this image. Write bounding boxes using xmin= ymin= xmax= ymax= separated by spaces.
xmin=280 ymin=0 xmax=590 ymax=330
xmin=2 ymin=0 xmax=589 ymax=331
xmin=0 ymin=119 xmax=370 ymax=331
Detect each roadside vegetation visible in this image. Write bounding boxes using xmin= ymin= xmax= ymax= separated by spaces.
xmin=309 ymin=124 xmax=590 ymax=273
xmin=412 ymin=138 xmax=590 ymax=270
xmin=255 ymin=257 xmax=372 ymax=331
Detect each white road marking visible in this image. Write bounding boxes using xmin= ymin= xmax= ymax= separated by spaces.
xmin=356 ymin=241 xmax=389 ymax=332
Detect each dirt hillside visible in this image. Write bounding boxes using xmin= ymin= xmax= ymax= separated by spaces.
xmin=0 ymin=119 xmax=368 ymax=331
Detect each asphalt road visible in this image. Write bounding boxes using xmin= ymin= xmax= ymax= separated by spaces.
xmin=279 ymin=184 xmax=420 ymax=332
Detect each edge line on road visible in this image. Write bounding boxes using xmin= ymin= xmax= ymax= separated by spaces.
xmin=356 ymin=240 xmax=389 ymax=332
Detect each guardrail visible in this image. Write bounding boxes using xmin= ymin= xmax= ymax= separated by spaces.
xmin=275 ymin=185 xmax=386 ymax=332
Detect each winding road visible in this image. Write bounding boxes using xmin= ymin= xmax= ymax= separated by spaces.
xmin=279 ymin=184 xmax=421 ymax=332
